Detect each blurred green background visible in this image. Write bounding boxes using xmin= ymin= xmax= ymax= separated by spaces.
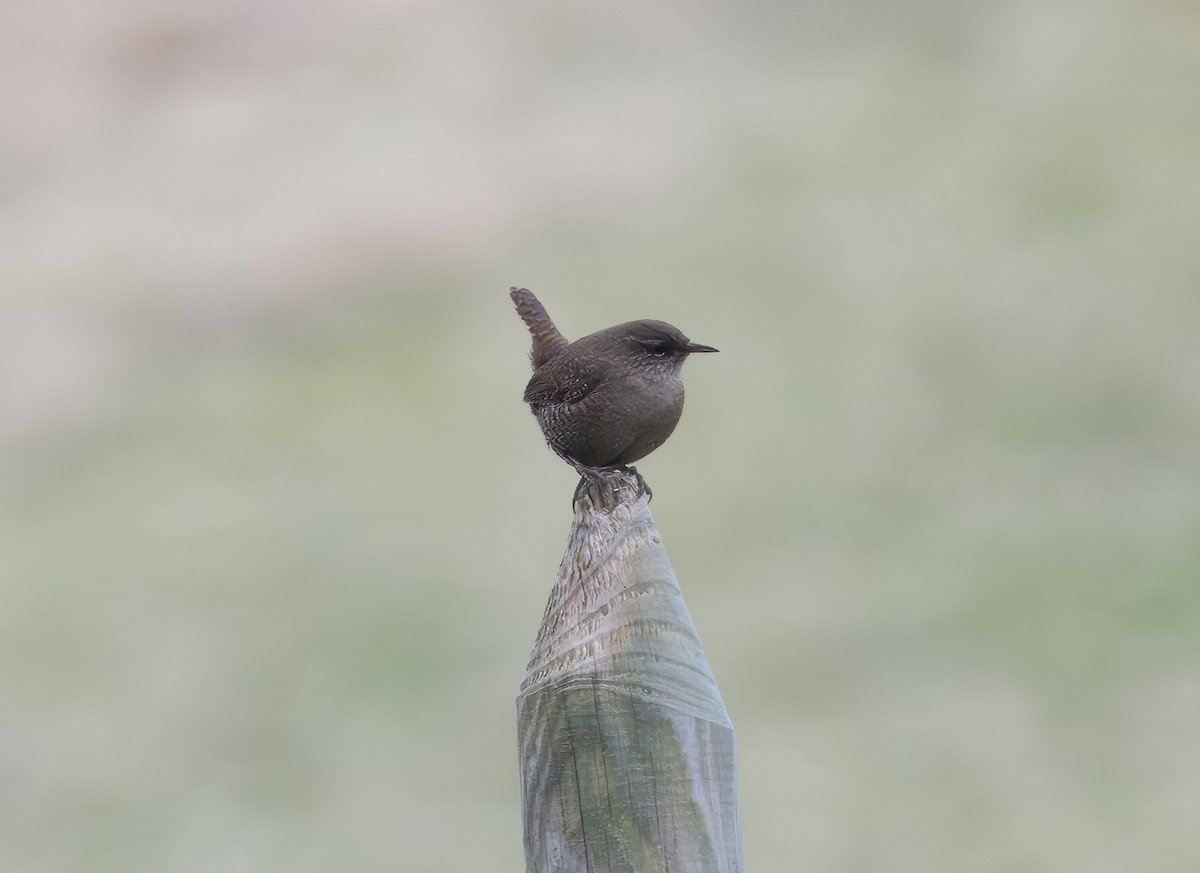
xmin=3 ymin=2 xmax=1199 ymax=871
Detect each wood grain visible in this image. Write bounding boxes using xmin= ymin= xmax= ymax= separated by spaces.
xmin=517 ymin=473 xmax=741 ymax=873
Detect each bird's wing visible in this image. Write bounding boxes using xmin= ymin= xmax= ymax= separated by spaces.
xmin=523 ymin=357 xmax=609 ymax=408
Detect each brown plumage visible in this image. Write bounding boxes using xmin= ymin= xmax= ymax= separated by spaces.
xmin=510 ymin=287 xmax=717 ymax=480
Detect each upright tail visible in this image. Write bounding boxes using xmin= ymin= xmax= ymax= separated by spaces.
xmin=510 ymin=287 xmax=569 ymax=369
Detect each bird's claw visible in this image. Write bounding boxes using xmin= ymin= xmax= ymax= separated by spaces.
xmin=627 ymin=466 xmax=653 ymax=501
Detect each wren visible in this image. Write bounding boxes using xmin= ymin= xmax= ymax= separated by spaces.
xmin=510 ymin=287 xmax=717 ymax=494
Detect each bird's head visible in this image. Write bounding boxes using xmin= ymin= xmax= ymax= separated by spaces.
xmin=621 ymin=320 xmax=719 ymax=370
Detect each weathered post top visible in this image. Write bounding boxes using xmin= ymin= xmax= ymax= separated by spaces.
xmin=517 ymin=472 xmax=741 ymax=873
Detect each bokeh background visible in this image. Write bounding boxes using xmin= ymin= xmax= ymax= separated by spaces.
xmin=4 ymin=2 xmax=1199 ymax=871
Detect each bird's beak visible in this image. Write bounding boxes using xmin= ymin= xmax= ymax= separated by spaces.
xmin=685 ymin=341 xmax=719 ymax=354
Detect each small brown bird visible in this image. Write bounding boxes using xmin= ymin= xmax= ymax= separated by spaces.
xmin=510 ymin=287 xmax=717 ymax=493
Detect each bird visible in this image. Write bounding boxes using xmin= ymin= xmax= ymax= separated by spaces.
xmin=510 ymin=286 xmax=717 ymax=496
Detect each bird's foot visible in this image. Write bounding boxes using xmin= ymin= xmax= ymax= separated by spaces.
xmin=572 ymin=466 xmax=621 ymax=505
xmin=626 ymin=466 xmax=653 ymax=501
xmin=571 ymin=465 xmax=652 ymax=506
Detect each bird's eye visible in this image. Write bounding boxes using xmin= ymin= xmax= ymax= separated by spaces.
xmin=648 ymin=343 xmax=670 ymax=357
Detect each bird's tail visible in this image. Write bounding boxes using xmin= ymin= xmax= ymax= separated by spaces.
xmin=510 ymin=287 xmax=569 ymax=369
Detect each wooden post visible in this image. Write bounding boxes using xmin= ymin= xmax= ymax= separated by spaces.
xmin=517 ymin=472 xmax=742 ymax=873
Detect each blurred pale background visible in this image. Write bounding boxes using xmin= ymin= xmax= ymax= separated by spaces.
xmin=3 ymin=2 xmax=1199 ymax=871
